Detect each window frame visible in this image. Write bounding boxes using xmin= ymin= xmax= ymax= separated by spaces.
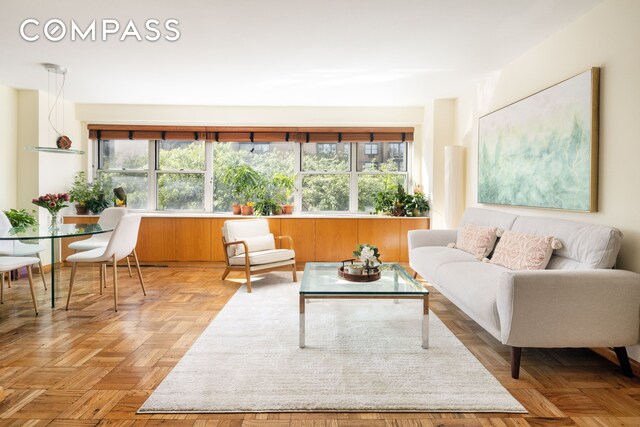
xmin=94 ymin=139 xmax=412 ymax=214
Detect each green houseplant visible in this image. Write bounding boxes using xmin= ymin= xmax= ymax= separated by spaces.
xmin=373 ymin=184 xmax=410 ymax=216
xmin=68 ymin=171 xmax=93 ymax=214
xmin=85 ymin=182 xmax=110 ymax=214
xmin=220 ymin=164 xmax=262 ymax=215
xmin=405 ymin=188 xmax=430 ymax=217
xmin=2 ymin=208 xmax=37 ymax=228
xmin=273 ymin=173 xmax=295 ymax=214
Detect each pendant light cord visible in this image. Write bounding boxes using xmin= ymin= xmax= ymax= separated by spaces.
xmin=47 ymin=71 xmax=65 ymax=137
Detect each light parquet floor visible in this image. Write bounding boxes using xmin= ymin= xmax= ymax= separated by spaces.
xmin=1 ymin=264 xmax=639 ymax=427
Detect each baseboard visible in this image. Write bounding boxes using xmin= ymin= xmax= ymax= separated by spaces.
xmin=591 ymin=347 xmax=640 ymax=376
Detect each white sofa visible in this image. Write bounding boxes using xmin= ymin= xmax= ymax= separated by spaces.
xmin=408 ymin=208 xmax=640 ymax=378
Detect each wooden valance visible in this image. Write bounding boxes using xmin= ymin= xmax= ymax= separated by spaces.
xmin=88 ymin=125 xmax=414 ymax=143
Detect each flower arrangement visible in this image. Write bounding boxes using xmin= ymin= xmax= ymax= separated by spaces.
xmin=353 ymin=243 xmax=381 ymax=269
xmin=32 ymin=193 xmax=70 ymax=214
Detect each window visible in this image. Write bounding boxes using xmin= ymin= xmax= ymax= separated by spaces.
xmin=95 ymin=131 xmax=411 ymax=213
xmin=212 ymin=142 xmax=295 ymax=212
xmin=97 ymin=140 xmax=149 ymax=210
xmin=156 ymin=140 xmax=206 ymax=211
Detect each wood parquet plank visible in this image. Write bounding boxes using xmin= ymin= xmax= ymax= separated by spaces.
xmin=1 ymin=265 xmax=640 ymax=426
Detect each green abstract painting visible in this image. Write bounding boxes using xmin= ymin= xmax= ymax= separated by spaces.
xmin=478 ymin=68 xmax=599 ymax=211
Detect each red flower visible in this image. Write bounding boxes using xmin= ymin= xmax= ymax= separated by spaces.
xmin=49 ymin=202 xmax=56 ymax=207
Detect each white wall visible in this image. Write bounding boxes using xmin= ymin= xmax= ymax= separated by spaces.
xmin=453 ymin=0 xmax=640 ymax=360
xmin=0 ymin=85 xmax=18 ymax=211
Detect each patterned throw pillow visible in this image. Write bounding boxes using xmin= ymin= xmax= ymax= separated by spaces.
xmin=489 ymin=230 xmax=562 ymax=270
xmin=454 ymin=223 xmax=499 ymax=259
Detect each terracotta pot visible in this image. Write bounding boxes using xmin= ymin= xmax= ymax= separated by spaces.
xmin=282 ymin=204 xmax=294 ymax=215
xmin=75 ymin=204 xmax=88 ymax=215
xmin=241 ymin=205 xmax=254 ymax=216
xmin=232 ymin=204 xmax=242 ymax=215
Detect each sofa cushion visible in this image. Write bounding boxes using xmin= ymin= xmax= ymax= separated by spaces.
xmin=510 ymin=216 xmax=622 ymax=269
xmin=489 ymin=230 xmax=559 ymax=270
xmin=410 ymin=246 xmax=478 ymax=283
xmin=455 ymin=223 xmax=499 ymax=258
xmin=435 ymin=261 xmax=511 ymax=340
xmin=459 ymin=207 xmax=518 ymax=231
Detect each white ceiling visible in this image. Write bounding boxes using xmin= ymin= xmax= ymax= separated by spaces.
xmin=0 ymin=0 xmax=601 ymax=107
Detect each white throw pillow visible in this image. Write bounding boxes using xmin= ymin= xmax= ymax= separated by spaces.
xmin=489 ymin=230 xmax=562 ymax=270
xmin=453 ymin=223 xmax=500 ymax=259
xmin=234 ymin=233 xmax=276 ymax=256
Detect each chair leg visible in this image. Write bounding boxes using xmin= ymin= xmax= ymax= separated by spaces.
xmin=112 ymin=255 xmax=119 ymax=312
xmin=292 ymin=262 xmax=297 ymax=282
xmin=7 ymin=271 xmax=11 ymax=288
xmin=244 ymin=264 xmax=252 ymax=293
xmin=221 ymin=267 xmax=231 ymax=280
xmin=132 ymin=250 xmax=146 ymax=296
xmin=126 ymin=255 xmax=133 ymax=277
xmin=26 ymin=266 xmax=38 ymax=315
xmin=37 ymin=253 xmax=47 ymax=290
xmin=66 ymin=262 xmax=78 ymax=310
xmin=99 ymin=263 xmax=105 ymax=295
xmin=413 ymin=271 xmax=418 ymax=279
xmin=1 ymin=273 xmax=4 ymax=304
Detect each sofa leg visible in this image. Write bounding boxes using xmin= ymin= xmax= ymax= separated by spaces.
xmin=511 ymin=347 xmax=522 ymax=379
xmin=413 ymin=272 xmax=418 ymax=279
xmin=614 ymin=347 xmax=633 ymax=378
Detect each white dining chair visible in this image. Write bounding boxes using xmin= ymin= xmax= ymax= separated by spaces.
xmin=68 ymin=207 xmax=134 ymax=277
xmin=65 ymin=214 xmax=146 ymax=312
xmin=0 ymin=211 xmax=47 ymax=290
xmin=0 ymin=256 xmax=40 ymax=315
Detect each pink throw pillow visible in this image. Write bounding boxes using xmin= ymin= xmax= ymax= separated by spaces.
xmin=489 ymin=230 xmax=561 ymax=270
xmin=454 ymin=224 xmax=499 ymax=259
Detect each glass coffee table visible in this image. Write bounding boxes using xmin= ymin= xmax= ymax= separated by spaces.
xmin=299 ymin=262 xmax=429 ymax=349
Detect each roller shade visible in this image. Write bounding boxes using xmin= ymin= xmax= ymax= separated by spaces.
xmin=89 ymin=125 xmax=414 ymax=143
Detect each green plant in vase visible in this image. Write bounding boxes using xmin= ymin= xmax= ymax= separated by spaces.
xmin=68 ymin=171 xmax=92 ymax=214
xmin=220 ymin=164 xmax=262 ymax=215
xmin=273 ymin=173 xmax=295 ymax=214
xmin=405 ymin=186 xmax=430 ymax=217
xmin=85 ymin=182 xmax=110 ymax=214
xmin=2 ymin=208 xmax=38 ymax=228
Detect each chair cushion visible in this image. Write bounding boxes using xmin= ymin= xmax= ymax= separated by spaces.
xmin=66 ymin=247 xmax=109 ymax=263
xmin=229 ymin=249 xmax=295 ymax=266
xmin=0 ymin=241 xmax=46 ymax=256
xmin=0 ymin=256 xmax=40 ymax=272
xmin=68 ymin=238 xmax=109 ymax=251
xmin=235 ymin=234 xmax=276 ymax=256
xmin=223 ymin=219 xmax=272 ymax=258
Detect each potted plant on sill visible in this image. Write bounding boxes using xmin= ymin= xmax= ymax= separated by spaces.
xmin=273 ymin=173 xmax=295 ymax=214
xmin=405 ymin=186 xmax=430 ymax=217
xmin=220 ymin=164 xmax=262 ymax=215
xmin=68 ymin=171 xmax=92 ymax=215
xmin=85 ymin=181 xmax=110 ymax=214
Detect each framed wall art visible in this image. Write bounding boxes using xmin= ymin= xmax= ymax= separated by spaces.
xmin=478 ymin=67 xmax=599 ymax=212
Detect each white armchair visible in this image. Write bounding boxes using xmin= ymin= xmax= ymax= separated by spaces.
xmin=221 ymin=219 xmax=297 ymax=293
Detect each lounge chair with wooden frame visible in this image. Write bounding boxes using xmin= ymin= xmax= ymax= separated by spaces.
xmin=221 ymin=219 xmax=297 ymax=293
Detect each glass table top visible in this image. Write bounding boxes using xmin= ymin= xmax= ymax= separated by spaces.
xmin=300 ymin=262 xmax=427 ymax=295
xmin=0 ymin=223 xmax=112 ymax=241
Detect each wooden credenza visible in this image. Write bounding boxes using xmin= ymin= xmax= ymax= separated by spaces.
xmin=63 ymin=215 xmax=430 ymax=263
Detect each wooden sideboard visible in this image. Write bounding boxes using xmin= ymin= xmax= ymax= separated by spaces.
xmin=63 ymin=215 xmax=430 ymax=263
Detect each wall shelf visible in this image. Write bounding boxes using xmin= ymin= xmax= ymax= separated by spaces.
xmin=25 ymin=146 xmax=85 ymax=155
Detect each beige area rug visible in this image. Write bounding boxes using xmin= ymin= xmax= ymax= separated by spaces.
xmin=139 ymin=273 xmax=525 ymax=413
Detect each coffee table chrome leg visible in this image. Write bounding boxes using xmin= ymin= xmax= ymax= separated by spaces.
xmin=299 ymin=294 xmax=305 ymax=348
xmin=422 ymin=294 xmax=429 ymax=349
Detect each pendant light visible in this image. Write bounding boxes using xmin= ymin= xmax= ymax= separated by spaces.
xmin=25 ymin=63 xmax=84 ymax=154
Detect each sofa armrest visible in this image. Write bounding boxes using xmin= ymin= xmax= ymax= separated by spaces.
xmin=497 ymin=269 xmax=640 ymax=348
xmin=407 ymin=229 xmax=457 ymax=250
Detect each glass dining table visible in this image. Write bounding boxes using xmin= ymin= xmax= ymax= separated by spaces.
xmin=0 ymin=223 xmax=113 ymax=308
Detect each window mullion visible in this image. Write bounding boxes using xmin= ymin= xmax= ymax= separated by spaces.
xmin=204 ymin=141 xmax=214 ymax=212
xmin=148 ymin=140 xmax=157 ymax=211
xmin=349 ymin=142 xmax=358 ymax=212
xmin=294 ymin=142 xmax=301 ymax=214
